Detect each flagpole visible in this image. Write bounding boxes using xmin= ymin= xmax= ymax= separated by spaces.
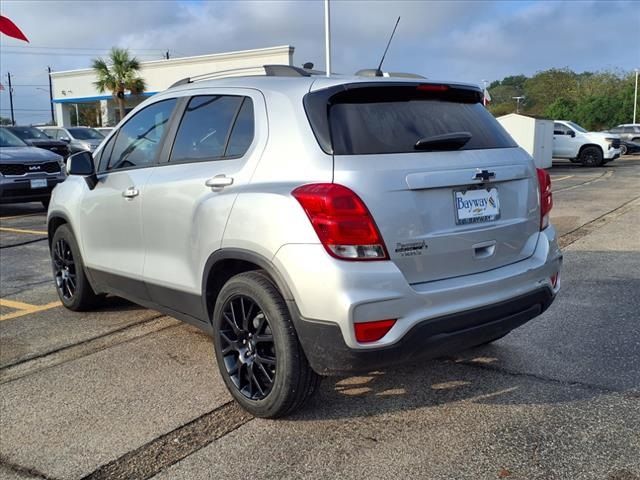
xmin=324 ymin=0 xmax=331 ymax=77
xmin=633 ymin=68 xmax=638 ymax=124
xmin=7 ymin=72 xmax=15 ymax=125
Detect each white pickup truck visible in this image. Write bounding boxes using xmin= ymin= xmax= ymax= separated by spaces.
xmin=553 ymin=120 xmax=621 ymax=167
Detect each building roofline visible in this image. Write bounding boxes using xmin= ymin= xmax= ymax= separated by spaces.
xmin=50 ymin=45 xmax=294 ymax=78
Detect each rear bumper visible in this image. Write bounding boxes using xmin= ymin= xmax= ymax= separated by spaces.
xmin=275 ymin=226 xmax=562 ymax=374
xmin=292 ymin=287 xmax=554 ymax=374
xmin=0 ymin=176 xmax=65 ymax=204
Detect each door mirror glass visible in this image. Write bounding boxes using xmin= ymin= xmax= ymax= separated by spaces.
xmin=60 ymin=136 xmax=71 ymax=143
xmin=67 ymin=151 xmax=95 ymax=176
xmin=567 ymin=130 xmax=576 ymax=138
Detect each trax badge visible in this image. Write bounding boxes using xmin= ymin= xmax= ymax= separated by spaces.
xmin=395 ymin=240 xmax=426 ymax=257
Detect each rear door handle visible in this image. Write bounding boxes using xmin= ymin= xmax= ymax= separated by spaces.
xmin=205 ymin=175 xmax=234 ymax=189
xmin=122 ymin=186 xmax=139 ymax=199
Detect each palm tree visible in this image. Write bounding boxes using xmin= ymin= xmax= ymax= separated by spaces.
xmin=92 ymin=48 xmax=146 ymax=122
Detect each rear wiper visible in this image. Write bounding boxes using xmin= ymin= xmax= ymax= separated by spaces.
xmin=414 ymin=132 xmax=472 ymax=151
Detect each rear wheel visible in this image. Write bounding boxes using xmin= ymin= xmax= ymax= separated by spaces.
xmin=579 ymin=146 xmax=603 ymax=167
xmin=212 ymin=271 xmax=319 ymax=418
xmin=51 ymin=224 xmax=101 ymax=311
xmin=619 ymin=144 xmax=628 ymax=156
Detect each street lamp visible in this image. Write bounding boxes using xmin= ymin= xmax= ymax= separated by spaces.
xmin=633 ymin=68 xmax=638 ymax=124
xmin=512 ymin=96 xmax=525 ymax=114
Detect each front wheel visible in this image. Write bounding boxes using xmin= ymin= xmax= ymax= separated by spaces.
xmin=212 ymin=271 xmax=319 ymax=418
xmin=51 ymin=224 xmax=101 ymax=311
xmin=619 ymin=144 xmax=628 ymax=156
xmin=579 ymin=146 xmax=603 ymax=167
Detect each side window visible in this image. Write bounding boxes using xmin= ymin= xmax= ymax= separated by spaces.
xmin=97 ymin=133 xmax=118 ymax=172
xmin=225 ymin=98 xmax=254 ymax=157
xmin=170 ymin=95 xmax=243 ymax=163
xmin=107 ymin=99 xmax=176 ymax=171
xmin=623 ymin=126 xmax=634 ymax=134
xmin=553 ymin=123 xmax=566 ymax=135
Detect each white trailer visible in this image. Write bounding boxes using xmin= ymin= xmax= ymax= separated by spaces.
xmin=497 ymin=113 xmax=553 ymax=169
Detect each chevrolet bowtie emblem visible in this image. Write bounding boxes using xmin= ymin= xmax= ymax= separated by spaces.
xmin=473 ymin=169 xmax=495 ymax=181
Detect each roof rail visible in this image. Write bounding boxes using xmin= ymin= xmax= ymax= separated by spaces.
xmin=168 ymin=64 xmax=315 ymax=89
xmin=355 ymin=69 xmax=426 ymax=79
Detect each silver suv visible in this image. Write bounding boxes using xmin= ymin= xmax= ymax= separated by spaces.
xmin=47 ymin=66 xmax=562 ymax=418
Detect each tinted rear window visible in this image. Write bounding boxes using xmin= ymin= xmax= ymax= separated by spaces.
xmin=306 ymin=84 xmax=516 ymax=155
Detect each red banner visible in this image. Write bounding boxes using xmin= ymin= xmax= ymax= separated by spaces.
xmin=0 ymin=15 xmax=29 ymax=42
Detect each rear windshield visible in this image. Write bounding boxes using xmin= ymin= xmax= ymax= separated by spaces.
xmin=68 ymin=128 xmax=104 ymax=140
xmin=305 ymin=84 xmax=516 ymax=155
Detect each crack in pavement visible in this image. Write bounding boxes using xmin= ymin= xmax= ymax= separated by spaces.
xmin=80 ymin=401 xmax=253 ymax=480
xmin=0 ymin=237 xmax=48 ymax=249
xmin=0 ymin=314 xmax=174 ymax=384
xmin=558 ymin=195 xmax=640 ymax=249
xmin=0 ymin=455 xmax=61 ymax=480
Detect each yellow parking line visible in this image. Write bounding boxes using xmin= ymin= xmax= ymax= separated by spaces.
xmin=0 ymin=212 xmax=44 ymax=220
xmin=552 ymin=175 xmax=573 ymax=181
xmin=0 ymin=299 xmax=61 ymax=321
xmin=0 ymin=226 xmax=48 ymax=235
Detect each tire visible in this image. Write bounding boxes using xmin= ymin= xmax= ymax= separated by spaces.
xmin=212 ymin=271 xmax=320 ymax=418
xmin=41 ymin=198 xmax=50 ymax=209
xmin=579 ymin=146 xmax=603 ymax=167
xmin=50 ymin=224 xmax=101 ymax=311
xmin=619 ymin=144 xmax=628 ymax=156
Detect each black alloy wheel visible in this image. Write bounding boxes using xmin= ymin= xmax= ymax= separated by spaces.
xmin=53 ymin=238 xmax=77 ymax=300
xmin=219 ymin=295 xmax=276 ymax=400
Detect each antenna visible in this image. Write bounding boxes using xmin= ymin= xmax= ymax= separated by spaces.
xmin=376 ymin=16 xmax=401 ymax=77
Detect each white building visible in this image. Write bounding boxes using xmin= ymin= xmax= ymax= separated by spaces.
xmin=497 ymin=113 xmax=553 ymax=169
xmin=50 ymin=45 xmax=294 ymax=127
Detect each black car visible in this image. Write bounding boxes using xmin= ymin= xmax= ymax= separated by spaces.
xmin=3 ymin=126 xmax=70 ymax=159
xmin=619 ymin=139 xmax=640 ymax=156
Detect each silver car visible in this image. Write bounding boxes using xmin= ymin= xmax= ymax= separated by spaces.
xmin=39 ymin=126 xmax=104 ymax=154
xmin=47 ymin=66 xmax=562 ymax=418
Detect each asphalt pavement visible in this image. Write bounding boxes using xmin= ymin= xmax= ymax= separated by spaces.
xmin=1 ymin=157 xmax=639 ymax=480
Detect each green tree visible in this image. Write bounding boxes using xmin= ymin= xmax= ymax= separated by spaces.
xmin=92 ymin=47 xmax=146 ymax=122
xmin=0 ymin=116 xmax=12 ymax=126
xmin=544 ymin=98 xmax=576 ymax=121
xmin=524 ymin=68 xmax=579 ymax=115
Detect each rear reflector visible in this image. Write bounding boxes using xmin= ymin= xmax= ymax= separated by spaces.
xmin=292 ymin=183 xmax=388 ymax=261
xmin=536 ymin=168 xmax=553 ymax=230
xmin=354 ymin=319 xmax=397 ymax=343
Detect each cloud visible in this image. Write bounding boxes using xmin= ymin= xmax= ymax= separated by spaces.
xmin=0 ymin=0 xmax=636 ymax=124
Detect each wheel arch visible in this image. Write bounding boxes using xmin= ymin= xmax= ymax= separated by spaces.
xmin=201 ymin=249 xmax=294 ymax=324
xmin=578 ymin=143 xmax=604 ymax=158
xmin=47 ymin=212 xmax=73 ymax=249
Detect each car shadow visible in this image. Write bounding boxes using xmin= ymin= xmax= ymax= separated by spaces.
xmin=289 ymin=347 xmax=611 ymax=421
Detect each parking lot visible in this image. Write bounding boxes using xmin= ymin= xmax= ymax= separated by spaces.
xmin=1 ymin=157 xmax=639 ymax=480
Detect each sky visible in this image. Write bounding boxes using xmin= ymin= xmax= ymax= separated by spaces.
xmin=1 ymin=0 xmax=638 ymax=124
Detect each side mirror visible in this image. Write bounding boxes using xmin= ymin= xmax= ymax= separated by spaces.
xmin=67 ymin=151 xmax=98 ymax=189
xmin=60 ymin=137 xmax=71 ymax=143
xmin=568 ymin=130 xmax=576 ymax=138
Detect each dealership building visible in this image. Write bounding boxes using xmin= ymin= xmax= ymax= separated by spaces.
xmin=50 ymin=45 xmax=294 ymax=127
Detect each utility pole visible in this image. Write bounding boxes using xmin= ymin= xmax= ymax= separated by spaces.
xmin=324 ymin=0 xmax=331 ymax=77
xmin=633 ymin=68 xmax=638 ymax=124
xmin=512 ymin=96 xmax=525 ymax=114
xmin=47 ymin=66 xmax=55 ymax=125
xmin=7 ymin=72 xmax=15 ymax=125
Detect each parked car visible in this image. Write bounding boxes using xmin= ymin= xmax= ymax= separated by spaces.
xmin=606 ymin=124 xmax=640 ymax=143
xmin=0 ymin=128 xmax=66 ymax=208
xmin=48 ymin=66 xmax=562 ymax=418
xmin=95 ymin=127 xmax=113 ymax=136
xmin=618 ymin=139 xmax=640 ymax=156
xmin=38 ymin=126 xmax=104 ymax=154
xmin=2 ymin=126 xmax=70 ymax=159
xmin=553 ymin=120 xmax=621 ymax=166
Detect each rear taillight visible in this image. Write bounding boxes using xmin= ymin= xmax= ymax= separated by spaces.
xmin=536 ymin=168 xmax=553 ymax=230
xmin=292 ymin=183 xmax=388 ymax=261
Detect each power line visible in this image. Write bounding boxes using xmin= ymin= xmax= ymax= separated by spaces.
xmin=0 ymin=108 xmax=51 ymax=111
xmin=3 ymin=45 xmax=166 ymax=51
